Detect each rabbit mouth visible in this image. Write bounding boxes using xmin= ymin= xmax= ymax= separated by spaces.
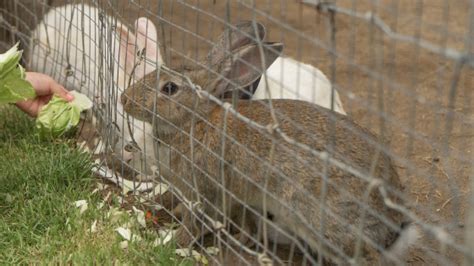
xmin=151 ymin=116 xmax=181 ymax=139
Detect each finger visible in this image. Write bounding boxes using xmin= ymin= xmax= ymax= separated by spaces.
xmin=25 ymin=72 xmax=74 ymax=101
xmin=25 ymin=72 xmax=51 ymax=94
xmin=49 ymin=80 xmax=74 ymax=102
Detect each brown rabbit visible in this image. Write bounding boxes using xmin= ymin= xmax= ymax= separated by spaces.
xmin=121 ymin=22 xmax=418 ymax=265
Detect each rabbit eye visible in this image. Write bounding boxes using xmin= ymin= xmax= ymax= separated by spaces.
xmin=161 ymin=81 xmax=179 ymax=96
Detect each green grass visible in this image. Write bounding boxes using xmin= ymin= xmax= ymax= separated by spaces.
xmin=0 ymin=106 xmax=190 ymax=265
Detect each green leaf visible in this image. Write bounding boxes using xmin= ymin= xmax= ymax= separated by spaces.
xmin=36 ymin=96 xmax=81 ymax=139
xmin=35 ymin=91 xmax=92 ymax=139
xmin=0 ymin=43 xmax=35 ymax=104
xmin=0 ymin=43 xmax=23 ymax=79
xmin=0 ymin=78 xmax=36 ymax=102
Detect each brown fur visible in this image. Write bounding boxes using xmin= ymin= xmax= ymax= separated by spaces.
xmin=121 ymin=22 xmax=408 ymax=264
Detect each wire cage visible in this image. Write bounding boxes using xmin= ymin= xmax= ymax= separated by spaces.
xmin=1 ymin=0 xmax=473 ymax=265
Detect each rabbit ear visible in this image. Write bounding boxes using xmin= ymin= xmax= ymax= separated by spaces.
xmin=134 ymin=17 xmax=162 ymax=79
xmin=115 ymin=23 xmax=140 ymax=78
xmin=206 ymin=21 xmax=266 ymax=66
xmin=135 ymin=18 xmax=162 ymax=65
xmin=211 ymin=42 xmax=283 ymax=97
xmin=114 ymin=19 xmax=161 ymax=83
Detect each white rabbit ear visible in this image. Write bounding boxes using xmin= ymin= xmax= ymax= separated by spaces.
xmin=115 ymin=23 xmax=141 ymax=78
xmin=212 ymin=42 xmax=283 ymax=97
xmin=134 ymin=18 xmax=162 ymax=74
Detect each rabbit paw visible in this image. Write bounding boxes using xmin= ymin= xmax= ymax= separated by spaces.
xmin=232 ymin=231 xmax=255 ymax=248
xmin=174 ymin=226 xmax=198 ymax=248
xmin=172 ymin=203 xmax=207 ymax=248
xmin=231 ymin=219 xmax=257 ymax=248
xmin=172 ymin=203 xmax=186 ymax=221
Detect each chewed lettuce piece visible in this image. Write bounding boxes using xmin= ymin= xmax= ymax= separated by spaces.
xmin=0 ymin=43 xmax=23 ymax=76
xmin=0 ymin=43 xmax=35 ymax=104
xmin=70 ymin=90 xmax=93 ymax=110
xmin=35 ymin=91 xmax=93 ymax=139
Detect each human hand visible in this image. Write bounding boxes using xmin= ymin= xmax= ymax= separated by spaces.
xmin=15 ymin=72 xmax=74 ymax=117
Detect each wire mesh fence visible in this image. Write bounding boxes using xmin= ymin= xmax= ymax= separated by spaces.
xmin=1 ymin=0 xmax=473 ymax=265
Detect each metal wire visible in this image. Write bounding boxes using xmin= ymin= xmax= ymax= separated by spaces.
xmin=1 ymin=0 xmax=473 ymax=265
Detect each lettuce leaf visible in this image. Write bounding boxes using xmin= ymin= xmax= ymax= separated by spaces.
xmin=36 ymin=91 xmax=93 ymax=139
xmin=0 ymin=43 xmax=35 ymax=104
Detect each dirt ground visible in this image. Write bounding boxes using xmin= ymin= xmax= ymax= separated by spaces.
xmin=4 ymin=0 xmax=473 ymax=265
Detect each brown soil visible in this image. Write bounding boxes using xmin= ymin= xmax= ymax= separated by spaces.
xmin=9 ymin=0 xmax=473 ymax=265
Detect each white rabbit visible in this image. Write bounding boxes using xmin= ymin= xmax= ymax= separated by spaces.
xmin=28 ymin=4 xmax=162 ymax=178
xmin=252 ymin=56 xmax=346 ymax=115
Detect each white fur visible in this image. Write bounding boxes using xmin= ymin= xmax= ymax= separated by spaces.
xmin=385 ymin=224 xmax=421 ymax=259
xmin=29 ymin=4 xmax=161 ymax=174
xmin=383 ymin=224 xmax=421 ymax=264
xmin=252 ymin=57 xmax=346 ymax=115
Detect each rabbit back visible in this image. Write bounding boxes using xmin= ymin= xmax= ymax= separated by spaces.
xmin=29 ymin=4 xmax=106 ymax=98
xmin=166 ymin=99 xmax=403 ymax=263
xmin=252 ymin=57 xmax=347 ymax=115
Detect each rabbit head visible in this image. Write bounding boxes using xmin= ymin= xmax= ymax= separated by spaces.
xmin=80 ymin=13 xmax=162 ymax=171
xmin=110 ymin=16 xmax=162 ymax=163
xmin=121 ymin=23 xmax=282 ymax=137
